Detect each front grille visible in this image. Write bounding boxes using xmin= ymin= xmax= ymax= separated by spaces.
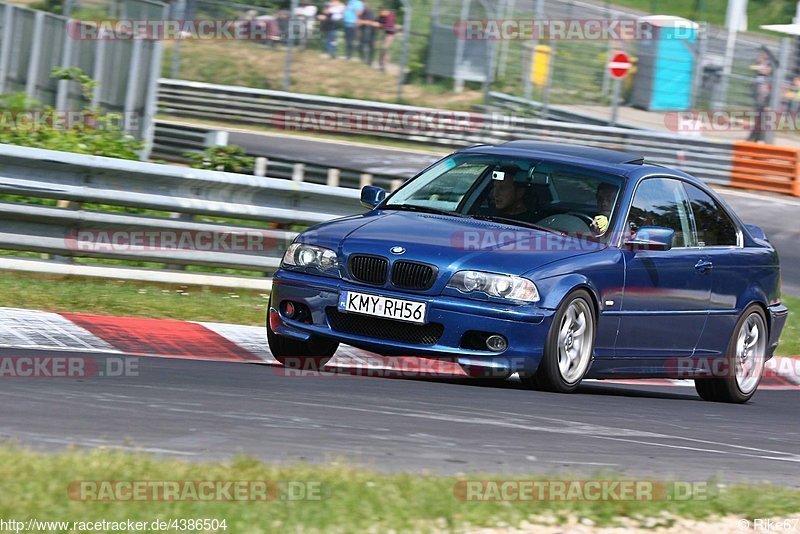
xmin=327 ymin=308 xmax=444 ymax=345
xmin=349 ymin=255 xmax=388 ymax=285
xmin=391 ymin=261 xmax=437 ymax=290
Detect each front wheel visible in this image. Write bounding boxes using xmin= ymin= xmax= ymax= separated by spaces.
xmin=521 ymin=289 xmax=596 ymax=393
xmin=695 ymin=305 xmax=767 ymax=403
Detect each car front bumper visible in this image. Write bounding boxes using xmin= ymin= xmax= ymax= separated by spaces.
xmin=269 ymin=270 xmax=556 ymax=375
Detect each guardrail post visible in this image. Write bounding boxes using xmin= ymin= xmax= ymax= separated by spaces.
xmin=204 ymin=130 xmax=229 ymax=148
xmin=52 ymin=200 xmax=83 ymax=264
xmin=166 ymin=213 xmax=194 ymax=271
xmin=25 ymin=11 xmax=44 ymax=99
xmin=254 ymin=157 xmax=268 ymax=177
xmin=327 ymin=168 xmax=340 ymax=187
xmin=292 ymin=163 xmax=305 ymax=182
xmin=360 ymin=173 xmax=373 ymax=188
xmin=0 ymin=5 xmax=15 ymax=94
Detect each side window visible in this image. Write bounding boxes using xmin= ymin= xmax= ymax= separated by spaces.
xmin=627 ymin=178 xmax=694 ymax=248
xmin=683 ymin=184 xmax=739 ymax=247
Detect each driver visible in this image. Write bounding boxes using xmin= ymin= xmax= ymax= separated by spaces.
xmin=590 ymin=182 xmax=618 ymax=235
xmin=491 ymin=165 xmax=537 ymax=220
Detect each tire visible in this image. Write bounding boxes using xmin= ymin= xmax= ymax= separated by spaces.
xmin=521 ymin=289 xmax=596 ymax=393
xmin=267 ymin=299 xmax=338 ymax=371
xmin=694 ymin=305 xmax=767 ymax=404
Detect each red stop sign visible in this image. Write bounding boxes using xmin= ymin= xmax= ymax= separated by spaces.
xmin=608 ymin=52 xmax=632 ymax=79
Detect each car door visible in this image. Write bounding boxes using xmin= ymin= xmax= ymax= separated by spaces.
xmin=682 ymin=182 xmax=747 ymax=358
xmin=615 ymin=177 xmax=712 ymax=359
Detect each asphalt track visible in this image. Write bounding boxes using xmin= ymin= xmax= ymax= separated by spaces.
xmin=2 ymin=347 xmax=798 ymax=485
xmin=230 ymin=131 xmax=800 ymax=295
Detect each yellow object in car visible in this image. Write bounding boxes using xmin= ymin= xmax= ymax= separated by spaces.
xmin=593 ymin=215 xmax=609 ymax=233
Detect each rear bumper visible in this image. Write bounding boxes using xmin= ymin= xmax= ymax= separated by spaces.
xmin=269 ymin=270 xmax=556 ymax=374
xmin=768 ymin=303 xmax=790 ymax=356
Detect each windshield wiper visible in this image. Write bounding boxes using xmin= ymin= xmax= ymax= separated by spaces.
xmin=382 ymin=204 xmax=464 ymax=217
xmin=468 ymin=214 xmax=556 ymax=232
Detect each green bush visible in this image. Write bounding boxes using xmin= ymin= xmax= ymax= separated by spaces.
xmin=0 ymin=68 xmax=142 ymax=160
xmin=184 ymin=145 xmax=255 ymax=173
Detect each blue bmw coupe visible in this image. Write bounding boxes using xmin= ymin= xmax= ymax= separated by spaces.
xmin=268 ymin=142 xmax=788 ymax=403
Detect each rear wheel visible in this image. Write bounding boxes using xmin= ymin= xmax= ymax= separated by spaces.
xmin=521 ymin=289 xmax=596 ymax=393
xmin=267 ymin=300 xmax=338 ymax=371
xmin=695 ymin=305 xmax=767 ymax=403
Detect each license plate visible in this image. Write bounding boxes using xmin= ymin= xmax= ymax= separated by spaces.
xmin=338 ymin=291 xmax=427 ymax=324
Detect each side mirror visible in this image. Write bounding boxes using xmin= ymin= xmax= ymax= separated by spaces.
xmin=360 ymin=185 xmax=386 ymax=209
xmin=745 ymin=224 xmax=768 ymax=242
xmin=624 ymin=226 xmax=675 ymax=252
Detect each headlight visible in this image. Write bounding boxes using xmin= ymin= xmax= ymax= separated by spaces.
xmin=447 ymin=271 xmax=539 ymax=302
xmin=282 ymin=243 xmax=339 ymax=275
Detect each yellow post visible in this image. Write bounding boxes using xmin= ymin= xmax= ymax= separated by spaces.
xmin=531 ymin=45 xmax=552 ymax=88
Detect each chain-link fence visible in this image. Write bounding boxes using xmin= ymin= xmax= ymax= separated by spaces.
xmin=0 ymin=0 xmax=165 ymax=148
xmin=8 ymin=0 xmax=800 ymax=138
xmin=477 ymin=0 xmax=791 ymax=116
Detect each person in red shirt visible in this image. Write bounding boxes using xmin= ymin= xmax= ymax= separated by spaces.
xmin=377 ymin=8 xmax=397 ymax=71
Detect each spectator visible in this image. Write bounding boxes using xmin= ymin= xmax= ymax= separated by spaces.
xmin=295 ymin=2 xmax=318 ymax=49
xmin=784 ymin=76 xmax=800 ymax=113
xmin=377 ymin=7 xmax=397 ymax=71
xmin=359 ymin=2 xmax=378 ymax=66
xmin=276 ymin=10 xmax=290 ymax=46
xmin=343 ymin=0 xmax=364 ymax=60
xmin=319 ymin=1 xmax=344 ymax=59
xmin=748 ymin=50 xmax=772 ymax=142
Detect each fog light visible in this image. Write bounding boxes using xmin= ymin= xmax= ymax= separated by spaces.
xmin=281 ymin=301 xmax=297 ymax=318
xmin=485 ymin=335 xmax=507 ymax=352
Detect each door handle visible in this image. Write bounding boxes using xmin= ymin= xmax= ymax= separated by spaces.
xmin=694 ymin=259 xmax=713 ymax=273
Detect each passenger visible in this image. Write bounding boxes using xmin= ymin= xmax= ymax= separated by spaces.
xmin=590 ymin=182 xmax=618 ymax=235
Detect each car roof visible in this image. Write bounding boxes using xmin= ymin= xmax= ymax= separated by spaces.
xmin=457 ymin=141 xmax=650 ymax=175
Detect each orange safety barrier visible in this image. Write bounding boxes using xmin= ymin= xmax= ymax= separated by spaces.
xmin=730 ymin=142 xmax=800 ymax=197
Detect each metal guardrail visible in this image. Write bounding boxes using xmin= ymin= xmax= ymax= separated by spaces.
xmin=0 ymin=144 xmax=363 ymax=289
xmin=157 ymin=79 xmax=733 ymax=187
xmin=151 ymin=121 xmax=229 ymax=161
xmin=485 ymin=92 xmax=642 ymax=129
xmin=152 ymin=120 xmax=405 ymax=190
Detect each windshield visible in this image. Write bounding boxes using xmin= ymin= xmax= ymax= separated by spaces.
xmin=384 ymin=154 xmax=624 ymax=237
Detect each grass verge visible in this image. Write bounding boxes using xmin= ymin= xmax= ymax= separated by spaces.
xmin=0 ymin=271 xmax=268 ymax=326
xmin=0 ymin=271 xmax=797 ymax=357
xmin=1 ymin=444 xmax=799 ymax=532
xmin=164 ymin=40 xmax=483 ymax=110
